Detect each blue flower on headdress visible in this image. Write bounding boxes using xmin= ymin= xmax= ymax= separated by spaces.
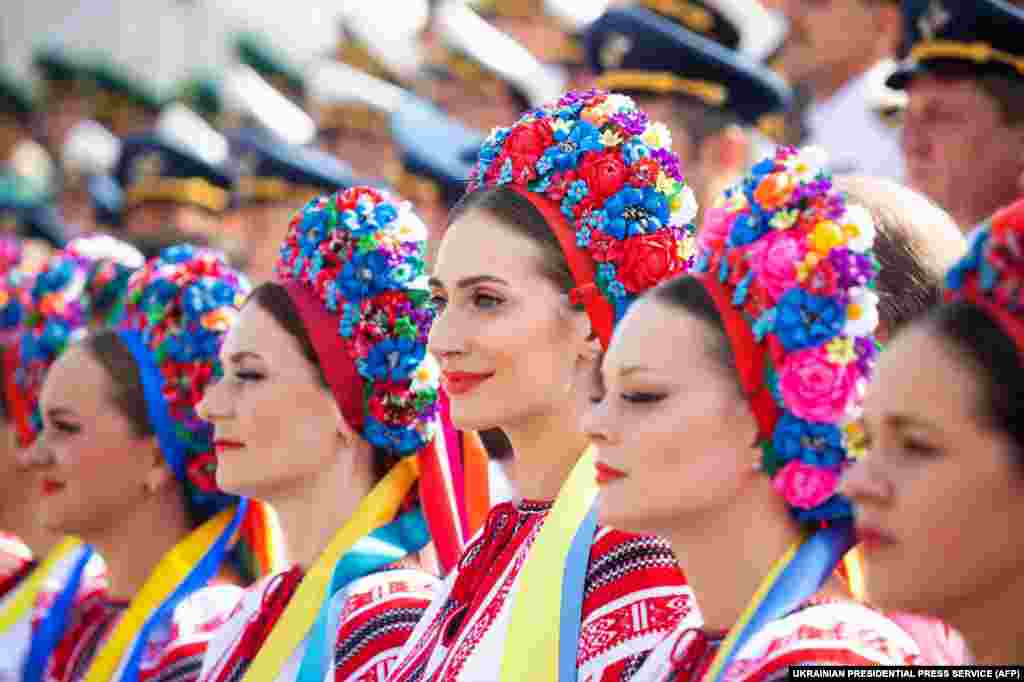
xmin=945 ymin=228 xmax=989 ymax=292
xmin=541 ymin=120 xmax=602 ymax=172
xmin=364 ymin=416 xmax=426 ymax=454
xmin=774 ymin=288 xmax=845 ymax=351
xmin=728 ymin=212 xmax=768 ymax=247
xmin=339 ymin=251 xmax=393 ymax=301
xmin=622 ymin=139 xmax=650 ymax=165
xmin=772 ymin=413 xmax=845 ymax=469
xmin=361 ymin=336 xmax=426 ymax=382
xmin=793 ymin=495 xmax=853 ymax=523
xmin=604 ymin=186 xmax=669 ymax=239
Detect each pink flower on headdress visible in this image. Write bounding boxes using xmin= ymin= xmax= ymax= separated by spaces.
xmin=778 ymin=346 xmax=860 ymax=424
xmin=772 ymin=460 xmax=839 ymax=510
xmin=589 ymin=229 xmax=624 ymax=264
xmin=698 ymin=206 xmax=736 ymax=257
xmin=748 ymin=230 xmax=806 ymax=302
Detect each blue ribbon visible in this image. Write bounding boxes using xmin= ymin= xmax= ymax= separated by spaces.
xmin=294 ymin=507 xmax=431 ymax=682
xmin=707 ymin=520 xmax=856 ymax=682
xmin=115 ymin=330 xmax=248 ymax=681
xmin=558 ymin=504 xmax=598 ymax=682
xmin=22 ymin=546 xmax=95 ymax=682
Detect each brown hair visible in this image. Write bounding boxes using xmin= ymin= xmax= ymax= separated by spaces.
xmin=834 ymin=175 xmax=966 ymax=336
xmin=86 ymin=332 xmax=153 ymax=438
xmin=247 ymin=282 xmax=399 ymax=480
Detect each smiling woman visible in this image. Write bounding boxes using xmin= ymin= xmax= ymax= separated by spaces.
xmin=390 ymin=90 xmax=699 ymax=682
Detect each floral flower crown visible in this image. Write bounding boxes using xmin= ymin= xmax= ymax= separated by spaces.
xmin=693 ymin=146 xmax=881 ymax=521
xmin=468 ymin=89 xmax=697 ymax=323
xmin=276 ymin=187 xmax=439 ymax=456
xmin=65 ymin=234 xmax=145 ymax=328
xmin=0 ymin=237 xmax=25 ymax=345
xmin=945 ymin=197 xmax=1024 ymax=353
xmin=16 ymin=252 xmax=94 ymax=445
xmin=117 ymin=245 xmax=251 ymax=512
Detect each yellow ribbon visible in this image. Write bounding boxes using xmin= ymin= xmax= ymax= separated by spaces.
xmin=240 ymin=457 xmax=420 ymax=682
xmin=82 ymin=510 xmax=237 ymax=682
xmin=701 ymin=532 xmax=808 ymax=682
xmin=0 ymin=537 xmax=82 ymax=633
xmin=500 ymin=447 xmax=599 ymax=682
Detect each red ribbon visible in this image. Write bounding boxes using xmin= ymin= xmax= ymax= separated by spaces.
xmin=697 ymin=274 xmax=781 ymax=444
xmin=509 ymin=187 xmax=618 ymax=350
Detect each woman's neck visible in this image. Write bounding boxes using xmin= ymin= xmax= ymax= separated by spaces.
xmin=503 ymin=408 xmax=590 ymax=502
xmin=85 ymin=488 xmax=193 ymax=602
xmin=946 ymin=569 xmax=1024 ymax=664
xmin=268 ymin=460 xmax=374 ymax=571
xmin=663 ymin=489 xmax=806 ymax=633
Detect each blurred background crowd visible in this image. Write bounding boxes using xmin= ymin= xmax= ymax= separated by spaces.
xmin=0 ymin=0 xmax=1022 ymax=285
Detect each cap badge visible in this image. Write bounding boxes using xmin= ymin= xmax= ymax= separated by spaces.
xmin=599 ymin=33 xmax=633 ymax=70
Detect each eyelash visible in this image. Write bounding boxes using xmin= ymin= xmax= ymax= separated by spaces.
xmin=429 ymin=291 xmax=505 ymax=313
xmin=233 ymin=371 xmax=265 ymax=383
xmin=621 ymin=392 xmax=666 ymax=404
xmin=51 ymin=420 xmax=80 ymax=435
xmin=902 ymin=438 xmax=937 ymax=457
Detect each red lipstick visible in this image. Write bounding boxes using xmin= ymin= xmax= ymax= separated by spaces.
xmin=856 ymin=525 xmax=896 ymax=554
xmin=41 ymin=479 xmax=64 ymax=496
xmin=214 ymin=440 xmax=245 ymax=456
xmin=595 ymin=461 xmax=628 ymax=485
xmin=442 ymin=371 xmax=494 ymax=396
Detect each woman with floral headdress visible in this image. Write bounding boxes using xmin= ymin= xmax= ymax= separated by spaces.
xmin=27 ymin=245 xmax=273 ymax=682
xmin=389 ymin=90 xmax=699 ymax=682
xmin=843 ymin=197 xmax=1024 ymax=665
xmin=584 ymin=146 xmax=944 ymax=681
xmin=1 ymin=235 xmax=144 ymax=682
xmin=195 ymin=187 xmax=486 ymax=682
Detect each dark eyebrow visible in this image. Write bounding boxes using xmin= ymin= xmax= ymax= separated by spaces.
xmin=429 ymin=275 xmax=510 ymax=290
xmin=619 ymin=365 xmax=651 ymax=378
xmin=888 ymin=414 xmax=937 ymax=432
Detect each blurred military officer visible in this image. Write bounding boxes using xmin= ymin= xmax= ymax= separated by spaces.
xmin=585 ymin=3 xmax=792 ymax=214
xmin=224 ymin=128 xmax=356 ymax=282
xmin=112 ymin=107 xmax=235 ymax=256
xmin=89 ymin=57 xmax=165 ymax=139
xmin=466 ymin=0 xmax=611 ymax=90
xmin=0 ymin=175 xmax=67 ymax=249
xmin=234 ymin=33 xmax=308 ymax=111
xmin=770 ymin=0 xmax=904 ymax=178
xmin=389 ymin=94 xmax=482 ymax=261
xmin=32 ymin=45 xmax=96 ymax=156
xmin=55 ymin=119 xmax=120 ymax=236
xmin=419 ymin=0 xmax=567 ymax=133
xmin=891 ymin=0 xmax=1024 ymax=233
xmin=0 ymin=72 xmax=54 ymax=197
xmin=176 ymin=72 xmax=226 ymax=130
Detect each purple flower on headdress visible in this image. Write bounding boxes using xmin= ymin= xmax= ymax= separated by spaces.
xmin=774 ymin=288 xmax=846 ymax=351
xmin=610 ymin=109 xmax=649 ymax=136
xmin=772 ymin=413 xmax=845 ymax=468
xmin=651 ymin=148 xmax=684 ymax=183
xmin=828 ymin=248 xmax=877 ymax=289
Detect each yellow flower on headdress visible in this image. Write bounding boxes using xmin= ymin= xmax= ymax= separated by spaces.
xmin=840 ymin=204 xmax=877 ymax=253
xmin=642 ymin=122 xmax=673 ymax=151
xmin=844 ymin=419 xmax=868 ymax=460
xmin=202 ymin=308 xmax=236 ymax=332
xmin=600 ymin=129 xmax=623 ymax=147
xmin=580 ymin=102 xmax=611 ymax=127
xmin=808 ymin=220 xmax=847 ymax=256
xmin=411 ymin=354 xmax=440 ymax=392
xmin=826 ymin=336 xmax=857 ymax=366
xmin=796 ymin=252 xmax=822 ymax=283
xmin=551 ymin=118 xmax=574 ymax=135
xmin=677 ymin=233 xmax=697 ymax=263
xmin=770 ymin=208 xmax=800 ymax=230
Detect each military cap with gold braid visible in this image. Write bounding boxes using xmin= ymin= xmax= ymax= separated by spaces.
xmin=233 ymin=32 xmax=307 ymax=105
xmin=114 ymin=132 xmax=236 ymax=216
xmin=32 ymin=44 xmax=95 ymax=102
xmin=227 ymin=127 xmax=356 ymax=208
xmin=0 ymin=70 xmax=37 ymax=125
xmin=88 ymin=57 xmax=165 ymax=125
xmin=584 ymin=5 xmax=791 ymax=125
xmin=336 ymin=3 xmax=427 ymax=86
xmin=177 ymin=72 xmax=224 ymax=128
xmin=307 ymin=58 xmax=407 ymax=137
xmin=468 ymin=0 xmax=609 ymax=65
xmin=887 ymin=0 xmax=1024 ymax=89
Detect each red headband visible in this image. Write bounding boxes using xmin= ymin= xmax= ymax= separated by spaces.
xmin=948 ymin=278 xmax=1024 ymax=358
xmin=511 ymin=187 xmax=617 ymax=349
xmin=282 ymin=280 xmax=364 ymax=432
xmin=698 ymin=274 xmax=783 ymax=443
xmin=4 ymin=342 xmax=33 ymax=448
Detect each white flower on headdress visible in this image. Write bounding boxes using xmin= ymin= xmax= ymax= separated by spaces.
xmin=552 ymin=118 xmax=574 ymax=135
xmin=840 ymin=204 xmax=876 ymax=253
xmin=642 ymin=122 xmax=673 ymax=151
xmin=844 ymin=287 xmax=880 ymax=337
xmin=411 ymin=354 xmax=440 ymax=392
xmin=670 ymin=185 xmax=698 ymax=225
xmin=605 ymin=93 xmax=637 ymax=112
xmin=390 ymin=205 xmax=429 ymax=244
xmin=784 ymin=146 xmax=827 ymax=182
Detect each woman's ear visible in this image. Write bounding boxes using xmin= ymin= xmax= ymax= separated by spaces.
xmin=143 ymin=438 xmax=176 ymax=495
xmin=332 ymin=402 xmax=361 ymax=453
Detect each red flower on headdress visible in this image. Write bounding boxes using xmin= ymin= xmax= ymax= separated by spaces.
xmin=619 ymin=232 xmax=683 ymax=293
xmin=802 ymin=258 xmax=840 ymax=298
xmin=578 ymin=149 xmax=629 ymax=203
xmin=588 ymin=229 xmax=624 ymax=264
xmin=187 ymin=452 xmax=219 ymax=493
xmin=502 ymin=119 xmax=555 ymax=184
xmin=628 ymin=158 xmax=661 ymax=189
xmin=545 ymin=170 xmax=578 ymax=203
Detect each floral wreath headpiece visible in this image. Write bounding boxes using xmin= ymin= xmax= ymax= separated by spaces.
xmin=65 ymin=234 xmax=145 ymax=329
xmin=692 ymin=146 xmax=881 ymax=521
xmin=0 ymin=236 xmax=25 ymax=346
xmin=11 ymin=252 xmax=94 ymax=447
xmin=276 ymin=186 xmax=439 ymax=456
xmin=468 ymin=89 xmax=697 ymax=347
xmin=116 ymin=244 xmax=251 ymax=520
xmin=945 ymin=198 xmax=1024 ymax=355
